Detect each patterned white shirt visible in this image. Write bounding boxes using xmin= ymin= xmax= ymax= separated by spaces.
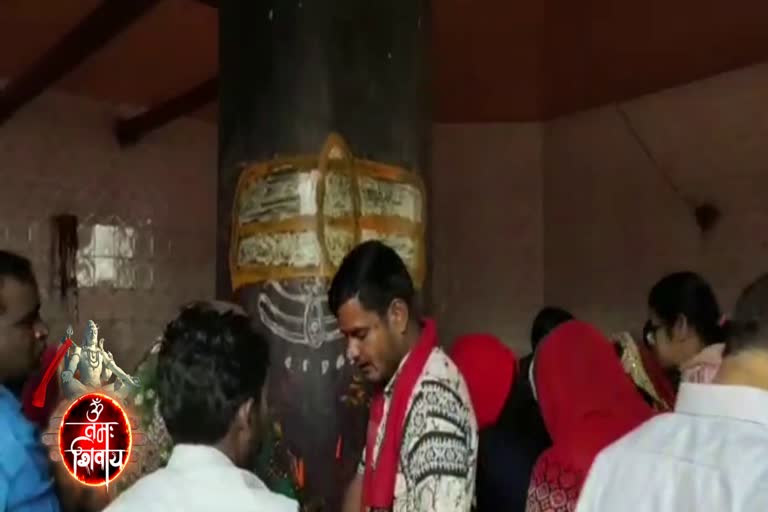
xmin=359 ymin=347 xmax=478 ymax=512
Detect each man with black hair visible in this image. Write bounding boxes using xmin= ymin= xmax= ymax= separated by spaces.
xmin=0 ymin=250 xmax=60 ymax=512
xmin=515 ymin=306 xmax=574 ymax=448
xmin=331 ymin=241 xmax=477 ymax=512
xmin=105 ymin=301 xmax=297 ymax=512
xmin=577 ymin=274 xmax=768 ymax=511
xmin=529 ymin=307 xmax=574 ymax=353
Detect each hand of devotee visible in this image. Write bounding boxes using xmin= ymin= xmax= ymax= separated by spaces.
xmin=340 ymin=374 xmax=367 ymax=407
xmin=46 ymin=402 xmax=112 ymax=512
xmin=52 ymin=460 xmax=111 ymax=512
xmin=52 ymin=462 xmax=81 ymax=512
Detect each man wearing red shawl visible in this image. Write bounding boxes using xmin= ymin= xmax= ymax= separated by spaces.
xmin=5 ymin=344 xmax=61 ymax=430
xmin=331 ymin=241 xmax=477 ymax=512
xmin=526 ymin=321 xmax=654 ymax=512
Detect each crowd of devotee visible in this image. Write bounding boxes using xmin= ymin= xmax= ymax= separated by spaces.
xmin=1 ymin=241 xmax=767 ymax=511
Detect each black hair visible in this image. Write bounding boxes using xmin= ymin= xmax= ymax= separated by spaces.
xmin=0 ymin=250 xmax=36 ymax=284
xmin=156 ymin=302 xmax=270 ymax=445
xmin=328 ymin=240 xmax=415 ymax=318
xmin=726 ymin=274 xmax=768 ymax=356
xmin=0 ymin=251 xmax=37 ymax=315
xmin=492 ymin=354 xmax=551 ymax=456
xmin=530 ymin=307 xmax=574 ymax=351
xmin=648 ymin=272 xmax=725 ymax=345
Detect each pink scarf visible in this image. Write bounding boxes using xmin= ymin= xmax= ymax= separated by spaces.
xmin=680 ymin=343 xmax=724 ymax=384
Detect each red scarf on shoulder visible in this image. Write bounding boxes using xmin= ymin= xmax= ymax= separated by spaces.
xmin=362 ymin=318 xmax=437 ymax=510
xmin=23 ymin=345 xmax=62 ymax=429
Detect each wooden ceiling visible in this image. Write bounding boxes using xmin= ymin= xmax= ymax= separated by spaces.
xmin=1 ymin=0 xmax=767 ymax=126
xmin=435 ymin=0 xmax=768 ymax=121
xmin=0 ymin=0 xmax=217 ymax=127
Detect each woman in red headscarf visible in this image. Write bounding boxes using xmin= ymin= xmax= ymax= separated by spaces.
xmin=526 ymin=321 xmax=655 ymax=512
xmin=451 ymin=334 xmax=549 ymax=512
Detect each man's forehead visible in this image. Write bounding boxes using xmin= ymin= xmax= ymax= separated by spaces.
xmin=338 ymin=298 xmax=379 ymax=327
xmin=0 ymin=277 xmax=39 ymax=317
xmin=0 ymin=276 xmax=39 ymax=303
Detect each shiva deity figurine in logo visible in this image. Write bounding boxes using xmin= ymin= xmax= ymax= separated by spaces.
xmin=61 ymin=321 xmax=139 ymax=400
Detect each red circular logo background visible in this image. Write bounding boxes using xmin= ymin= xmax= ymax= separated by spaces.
xmin=58 ymin=393 xmax=132 ymax=487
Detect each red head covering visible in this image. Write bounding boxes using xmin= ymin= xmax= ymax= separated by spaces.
xmin=526 ymin=320 xmax=654 ymax=511
xmin=450 ymin=334 xmax=517 ymax=429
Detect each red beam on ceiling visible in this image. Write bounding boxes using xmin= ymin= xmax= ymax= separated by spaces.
xmin=114 ymin=77 xmax=218 ymax=147
xmin=0 ymin=0 xmax=161 ymax=125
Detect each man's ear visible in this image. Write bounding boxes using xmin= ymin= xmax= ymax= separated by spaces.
xmin=388 ymin=298 xmax=410 ymax=335
xmin=674 ymin=314 xmax=689 ymax=340
xmin=236 ymin=397 xmax=256 ymax=430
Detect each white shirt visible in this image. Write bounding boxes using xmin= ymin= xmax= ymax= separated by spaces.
xmin=577 ymin=383 xmax=768 ymax=512
xmin=359 ymin=347 xmax=478 ymax=512
xmin=105 ymin=444 xmax=298 ymax=512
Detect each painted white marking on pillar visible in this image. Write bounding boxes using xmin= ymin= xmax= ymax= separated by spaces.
xmin=285 ymin=356 xmax=292 ymax=370
xmin=336 ymin=354 xmax=345 ymax=369
xmin=322 ymin=360 xmax=329 ymax=375
xmin=302 ymin=359 xmax=309 ymax=372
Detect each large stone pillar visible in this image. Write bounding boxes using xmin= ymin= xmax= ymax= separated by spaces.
xmin=218 ymin=1 xmax=430 ymax=509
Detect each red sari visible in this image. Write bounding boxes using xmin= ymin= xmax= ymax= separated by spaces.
xmin=526 ymin=321 xmax=654 ymax=512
